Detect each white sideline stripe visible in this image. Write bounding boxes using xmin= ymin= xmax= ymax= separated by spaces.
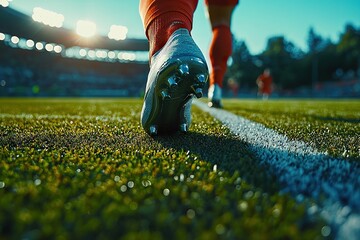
xmin=194 ymin=100 xmax=360 ymax=239
xmin=0 ymin=113 xmax=128 ymax=122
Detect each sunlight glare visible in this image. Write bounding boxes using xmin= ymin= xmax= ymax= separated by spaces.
xmin=76 ymin=20 xmax=97 ymax=38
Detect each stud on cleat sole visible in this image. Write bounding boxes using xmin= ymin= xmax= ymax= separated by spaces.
xmin=149 ymin=125 xmax=158 ymax=135
xmin=178 ymin=63 xmax=189 ymax=76
xmin=196 ymin=74 xmax=207 ymax=84
xmin=179 ymin=123 xmax=188 ymax=132
xmin=195 ymin=88 xmax=203 ymax=98
xmin=167 ymin=76 xmax=178 ymax=89
xmin=191 ymin=86 xmax=203 ymax=98
xmin=161 ymin=90 xmax=171 ymax=100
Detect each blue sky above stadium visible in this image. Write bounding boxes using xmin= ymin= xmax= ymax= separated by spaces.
xmin=6 ymin=0 xmax=360 ymax=55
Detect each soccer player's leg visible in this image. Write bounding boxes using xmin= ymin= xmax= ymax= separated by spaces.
xmin=206 ymin=0 xmax=238 ymax=108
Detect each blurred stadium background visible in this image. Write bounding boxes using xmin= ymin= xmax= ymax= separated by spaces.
xmin=0 ymin=2 xmax=149 ymax=97
xmin=0 ymin=0 xmax=359 ymax=98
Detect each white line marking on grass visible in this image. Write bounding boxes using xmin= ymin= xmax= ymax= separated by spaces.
xmin=0 ymin=113 xmax=128 ymax=122
xmin=194 ymin=100 xmax=360 ymax=239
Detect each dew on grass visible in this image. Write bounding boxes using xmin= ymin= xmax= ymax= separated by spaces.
xmin=127 ymin=181 xmax=134 ymax=188
xmin=321 ymin=225 xmax=331 ymax=237
xmin=273 ymin=208 xmax=281 ymax=217
xmin=296 ymin=194 xmax=304 ymax=202
xmin=142 ymin=180 xmax=151 ymax=187
xmin=238 ymin=201 xmax=248 ymax=211
xmin=186 ymin=209 xmax=196 ymax=219
xmin=114 ymin=175 xmax=120 ymax=182
xmin=180 ymin=174 xmax=185 ymax=182
xmin=163 ymin=188 xmax=170 ymax=196
xmin=120 ymin=185 xmax=127 ymax=192
xmin=244 ymin=191 xmax=254 ymax=199
xmin=215 ymin=224 xmax=226 ymax=235
xmin=308 ymin=205 xmax=318 ymax=215
xmin=34 ymin=179 xmax=41 ymax=186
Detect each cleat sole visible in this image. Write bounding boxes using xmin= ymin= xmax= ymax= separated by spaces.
xmin=143 ymin=57 xmax=208 ymax=135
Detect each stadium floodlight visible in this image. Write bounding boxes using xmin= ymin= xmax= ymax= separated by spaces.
xmin=32 ymin=7 xmax=64 ymax=28
xmin=96 ymin=50 xmax=107 ymax=59
xmin=0 ymin=33 xmax=5 ymax=41
xmin=76 ymin=20 xmax=96 ymax=38
xmin=123 ymin=52 xmax=136 ymax=61
xmin=65 ymin=48 xmax=75 ymax=58
xmin=87 ymin=50 xmax=96 ymax=59
xmin=79 ymin=49 xmax=87 ymax=57
xmin=35 ymin=42 xmax=44 ymax=50
xmin=108 ymin=25 xmax=128 ymax=41
xmin=26 ymin=39 xmax=35 ymax=48
xmin=54 ymin=45 xmax=62 ymax=53
xmin=10 ymin=36 xmax=19 ymax=44
xmin=45 ymin=43 xmax=54 ymax=52
xmin=108 ymin=51 xmax=116 ymax=59
xmin=0 ymin=0 xmax=9 ymax=8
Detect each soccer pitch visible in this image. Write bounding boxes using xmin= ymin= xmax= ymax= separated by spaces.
xmin=0 ymin=98 xmax=359 ymax=239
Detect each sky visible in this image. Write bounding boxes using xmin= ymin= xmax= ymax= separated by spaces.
xmin=7 ymin=0 xmax=360 ymax=57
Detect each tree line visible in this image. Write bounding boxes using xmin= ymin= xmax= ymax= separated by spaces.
xmin=226 ymin=23 xmax=360 ymax=92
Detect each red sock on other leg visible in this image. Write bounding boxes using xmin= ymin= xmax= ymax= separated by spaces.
xmin=209 ymin=25 xmax=232 ymax=87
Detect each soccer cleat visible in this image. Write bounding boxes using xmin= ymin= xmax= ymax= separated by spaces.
xmin=141 ymin=28 xmax=209 ymax=135
xmin=208 ymin=84 xmax=223 ymax=108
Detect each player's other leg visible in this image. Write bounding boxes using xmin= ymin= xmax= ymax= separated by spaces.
xmin=139 ymin=0 xmax=209 ymax=136
xmin=206 ymin=0 xmax=238 ymax=108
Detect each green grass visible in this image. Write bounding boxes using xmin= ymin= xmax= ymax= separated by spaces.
xmin=223 ymin=99 xmax=360 ymax=161
xmin=0 ymin=98 xmax=331 ymax=239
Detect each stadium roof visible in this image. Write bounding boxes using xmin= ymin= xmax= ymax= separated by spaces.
xmin=0 ymin=6 xmax=149 ymax=51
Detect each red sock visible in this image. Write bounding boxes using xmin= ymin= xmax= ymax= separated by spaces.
xmin=209 ymin=25 xmax=232 ymax=88
xmin=140 ymin=0 xmax=198 ymax=58
xmin=147 ymin=13 xmax=190 ymax=58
